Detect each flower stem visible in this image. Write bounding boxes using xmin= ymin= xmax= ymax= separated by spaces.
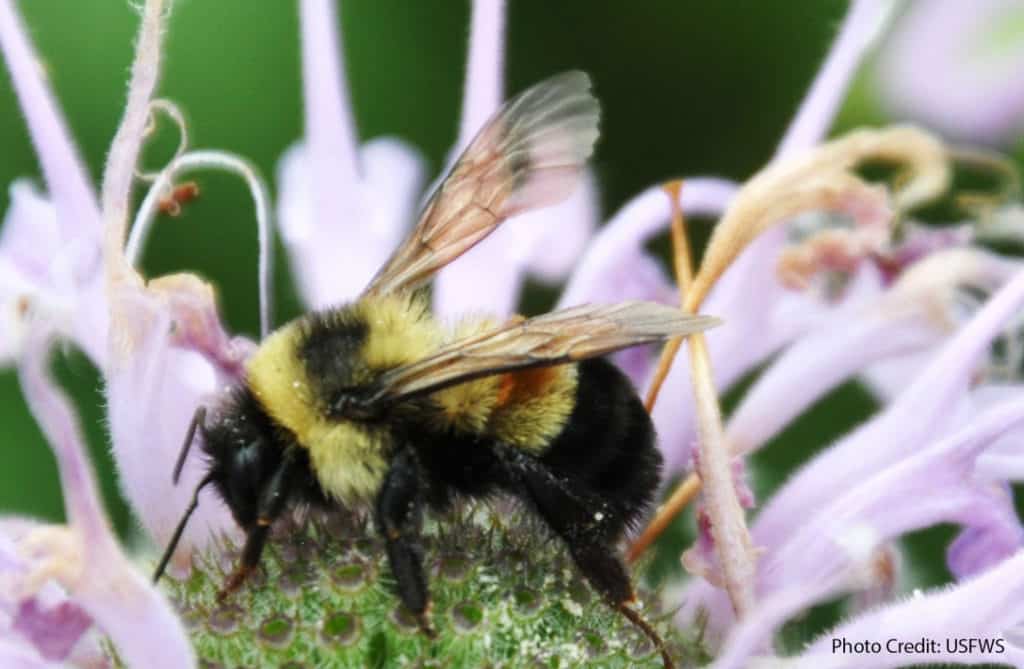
xmin=127 ymin=150 xmax=274 ymax=336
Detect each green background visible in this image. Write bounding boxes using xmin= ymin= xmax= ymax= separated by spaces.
xmin=1 ymin=0 xmax=1022 ymax=654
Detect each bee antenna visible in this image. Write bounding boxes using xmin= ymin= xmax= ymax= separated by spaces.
xmin=173 ymin=406 xmax=207 ymax=485
xmin=153 ymin=472 xmax=215 ymax=584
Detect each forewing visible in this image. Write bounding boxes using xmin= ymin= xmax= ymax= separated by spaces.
xmin=362 ymin=71 xmax=600 ymax=297
xmin=369 ymin=302 xmax=721 ymax=403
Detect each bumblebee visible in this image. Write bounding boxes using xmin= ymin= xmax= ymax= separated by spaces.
xmin=153 ymin=71 xmax=717 ymax=668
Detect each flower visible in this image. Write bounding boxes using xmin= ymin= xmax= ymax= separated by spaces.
xmin=276 ymin=0 xmax=602 ymax=319
xmin=276 ymin=0 xmax=427 ymax=310
xmin=0 ymin=1 xmax=105 ymax=367
xmin=875 ymin=0 xmax=1024 ymax=145
xmin=1 ymin=332 xmax=193 ymax=668
xmin=1 ymin=0 xmax=257 ymax=578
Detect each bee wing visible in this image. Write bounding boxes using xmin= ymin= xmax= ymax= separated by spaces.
xmin=369 ymin=302 xmax=721 ymax=403
xmin=361 ymin=71 xmax=600 ymax=297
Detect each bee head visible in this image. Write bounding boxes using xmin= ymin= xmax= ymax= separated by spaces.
xmin=153 ymin=390 xmax=287 ymax=585
xmin=200 ymin=404 xmax=286 ymax=530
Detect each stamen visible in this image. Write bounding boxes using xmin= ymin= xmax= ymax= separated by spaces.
xmin=687 ymin=126 xmax=948 ymax=315
xmin=127 ymin=150 xmax=275 ymax=337
xmin=157 ymin=181 xmax=200 ymax=217
xmin=685 ymin=326 xmax=757 ymax=616
xmin=634 ymin=183 xmax=757 ymax=617
xmin=949 ymin=145 xmax=1022 ymax=215
xmin=644 ymin=181 xmax=693 ymax=412
xmin=135 ymin=99 xmax=190 ymax=182
xmin=101 ymin=0 xmax=170 ymax=288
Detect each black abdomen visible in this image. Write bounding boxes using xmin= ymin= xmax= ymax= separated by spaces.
xmin=540 ymin=357 xmax=662 ymax=530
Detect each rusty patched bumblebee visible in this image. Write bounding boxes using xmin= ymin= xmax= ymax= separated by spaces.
xmin=153 ymin=72 xmax=717 ymax=667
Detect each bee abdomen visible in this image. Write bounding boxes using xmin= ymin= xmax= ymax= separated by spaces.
xmin=539 ymin=358 xmax=662 ymax=531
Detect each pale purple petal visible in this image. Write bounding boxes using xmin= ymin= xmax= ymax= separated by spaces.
xmin=277 ymin=137 xmax=426 ymax=308
xmin=282 ymin=0 xmax=430 ymax=310
xmin=299 ymin=0 xmax=362 ymax=230
xmin=724 ymin=291 xmax=929 ymax=455
xmin=11 ymin=599 xmax=90 ymax=662
xmin=558 ymin=178 xmax=737 ymax=309
xmin=100 ymin=0 xmax=168 ymax=273
xmin=360 ymin=138 xmax=428 ymax=260
xmin=876 ymin=0 xmax=1024 ymax=145
xmin=0 ymin=519 xmax=99 ymax=666
xmin=977 ymin=391 xmax=1024 ymax=480
xmin=709 ymin=574 xmax=845 ymax=669
xmin=648 ymin=241 xmax=845 ymax=473
xmin=797 ymin=551 xmax=1024 ymax=668
xmin=0 ymin=640 xmax=62 ymax=669
xmin=18 ymin=336 xmax=195 ymax=669
xmin=0 ymin=181 xmax=107 ymax=366
xmin=727 ymin=249 xmax=1022 ymax=455
xmin=300 ymin=0 xmax=360 ymax=195
xmin=433 ymin=0 xmax=600 ymax=318
xmin=280 ymin=0 xmax=423 ymax=310
xmin=775 ymin=0 xmax=896 ymax=158
xmin=668 ymin=0 xmax=899 ymax=456
xmin=947 ymin=483 xmax=1022 ymax=579
xmin=455 ymin=0 xmax=505 ymax=152
xmin=0 ymin=182 xmax=65 ymax=363
xmin=0 ymin=0 xmax=110 ymax=368
xmin=434 ymin=170 xmax=600 ymax=318
xmin=106 ymin=280 xmax=247 ymax=573
xmin=753 ymin=266 xmax=1024 ymax=548
xmin=0 ymin=182 xmax=61 ymax=279
xmin=0 ymin=0 xmax=101 ymax=247
xmin=679 ymin=268 xmax=1024 ymax=640
xmin=859 ymin=349 xmax=933 ymax=402
xmin=523 ymin=171 xmax=600 ymax=282
xmin=762 ymin=397 xmax=1024 ymax=595
xmin=696 ymin=398 xmax=1024 ymax=658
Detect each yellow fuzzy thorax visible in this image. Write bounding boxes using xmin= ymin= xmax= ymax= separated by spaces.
xmin=245 ymin=295 xmax=442 ymax=503
xmin=358 ymin=293 xmax=443 ymax=372
xmin=245 ymin=296 xmax=578 ymax=502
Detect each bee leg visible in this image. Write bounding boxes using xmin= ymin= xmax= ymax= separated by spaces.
xmin=218 ymin=524 xmax=269 ymax=603
xmin=376 ymin=448 xmax=434 ymax=638
xmin=219 ymin=448 xmax=300 ymax=602
xmin=498 ymin=447 xmax=674 ymax=669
